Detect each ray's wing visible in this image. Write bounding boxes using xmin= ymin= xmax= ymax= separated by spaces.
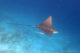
xmin=45 ymin=30 xmax=53 ymax=36
xmin=39 ymin=27 xmax=53 ymax=36
xmin=40 ymin=16 xmax=52 ymax=27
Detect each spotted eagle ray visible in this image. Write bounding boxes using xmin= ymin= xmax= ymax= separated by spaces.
xmin=8 ymin=16 xmax=58 ymax=36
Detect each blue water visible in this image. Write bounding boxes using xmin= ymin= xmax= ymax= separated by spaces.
xmin=0 ymin=0 xmax=80 ymax=53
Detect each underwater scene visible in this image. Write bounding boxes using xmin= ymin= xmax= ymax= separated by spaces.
xmin=0 ymin=0 xmax=80 ymax=53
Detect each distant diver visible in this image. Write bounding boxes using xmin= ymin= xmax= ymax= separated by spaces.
xmin=8 ymin=16 xmax=58 ymax=36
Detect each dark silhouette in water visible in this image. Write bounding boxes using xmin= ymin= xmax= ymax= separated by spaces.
xmin=8 ymin=16 xmax=58 ymax=36
xmin=36 ymin=16 xmax=57 ymax=36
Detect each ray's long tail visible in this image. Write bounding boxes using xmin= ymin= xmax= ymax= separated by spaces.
xmin=7 ymin=23 xmax=36 ymax=28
